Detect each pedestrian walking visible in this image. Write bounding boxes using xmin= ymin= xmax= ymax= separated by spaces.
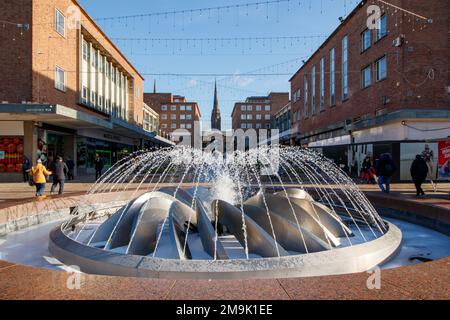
xmin=22 ymin=155 xmax=31 ymax=182
xmin=51 ymin=156 xmax=69 ymax=195
xmin=30 ymin=159 xmax=52 ymax=198
xmin=94 ymin=154 xmax=104 ymax=181
xmin=66 ymin=156 xmax=75 ymax=181
xmin=410 ymin=155 xmax=428 ymax=197
xmin=422 ymin=144 xmax=437 ymax=191
xmin=375 ymin=153 xmax=397 ymax=194
xmin=360 ymin=156 xmax=376 ymax=184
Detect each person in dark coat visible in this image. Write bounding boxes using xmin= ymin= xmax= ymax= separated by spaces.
xmin=22 ymin=155 xmax=31 ymax=182
xmin=410 ymin=155 xmax=429 ymax=197
xmin=94 ymin=154 xmax=104 ymax=181
xmin=51 ymin=156 xmax=69 ymax=195
xmin=66 ymin=156 xmax=75 ymax=181
xmin=375 ymin=153 xmax=397 ymax=194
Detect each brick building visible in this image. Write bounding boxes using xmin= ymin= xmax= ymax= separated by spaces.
xmin=289 ymin=0 xmax=449 ymax=180
xmin=0 ymin=0 xmax=172 ymax=180
xmin=231 ymin=93 xmax=289 ymax=131
xmin=143 ymin=93 xmax=202 ymax=146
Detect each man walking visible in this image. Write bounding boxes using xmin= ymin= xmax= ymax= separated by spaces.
xmin=51 ymin=156 xmax=69 ymax=195
xmin=94 ymin=154 xmax=104 ymax=181
xmin=410 ymin=155 xmax=428 ymax=197
xmin=66 ymin=156 xmax=75 ymax=181
xmin=376 ymin=153 xmax=397 ymax=194
xmin=422 ymin=144 xmax=437 ymax=191
xmin=22 ymin=155 xmax=31 ymax=182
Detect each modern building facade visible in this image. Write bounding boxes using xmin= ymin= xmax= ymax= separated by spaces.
xmin=0 ymin=0 xmax=172 ymax=181
xmin=289 ymin=0 xmax=450 ymax=180
xmin=231 ymin=93 xmax=289 ymax=131
xmin=142 ymin=103 xmax=159 ymax=134
xmin=272 ymin=102 xmax=292 ymax=145
xmin=143 ymin=93 xmax=202 ymax=146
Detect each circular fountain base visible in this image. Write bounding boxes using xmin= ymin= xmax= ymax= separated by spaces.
xmin=48 ymin=221 xmax=401 ymax=280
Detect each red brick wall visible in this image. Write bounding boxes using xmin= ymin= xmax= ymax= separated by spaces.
xmin=290 ymin=0 xmax=449 ymax=136
xmin=0 ymin=0 xmax=32 ymax=103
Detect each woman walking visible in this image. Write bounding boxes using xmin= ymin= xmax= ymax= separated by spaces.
xmin=410 ymin=155 xmax=428 ymax=197
xmin=360 ymin=156 xmax=376 ymax=184
xmin=30 ymin=159 xmax=52 ymax=198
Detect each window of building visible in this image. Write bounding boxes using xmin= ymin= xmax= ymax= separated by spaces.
xmin=162 ymin=124 xmax=167 ymax=129
xmin=180 ymin=105 xmax=186 ymax=111
xmin=265 ymin=114 xmax=271 ymax=120
xmin=55 ymin=66 xmax=65 ymax=92
xmin=247 ymin=114 xmax=253 ymax=120
xmin=256 ymin=105 xmax=262 ymax=111
xmin=170 ymin=114 xmax=177 ymax=120
xmin=342 ymin=35 xmax=349 ymax=100
xmin=293 ymin=89 xmax=301 ymax=102
xmin=186 ymin=114 xmax=192 ymax=120
xmin=82 ymin=86 xmax=88 ymax=103
xmin=241 ymin=105 xmax=246 ymax=111
xmin=311 ymin=65 xmax=316 ymax=114
xmin=186 ymin=123 xmax=192 ymax=129
xmin=241 ymin=114 xmax=246 ymax=120
xmin=180 ymin=123 xmax=186 ymax=129
xmin=376 ymin=15 xmax=387 ymax=41
xmin=330 ymin=48 xmax=336 ymax=106
xmin=304 ymin=75 xmax=309 ymax=117
xmin=161 ymin=114 xmax=167 ymax=120
xmin=241 ymin=123 xmax=247 ymax=129
xmin=362 ymin=65 xmax=372 ymax=88
xmin=171 ymin=123 xmax=177 ymax=129
xmin=171 ymin=105 xmax=177 ymax=111
xmin=376 ymin=55 xmax=387 ymax=81
xmin=256 ymin=114 xmax=262 ymax=120
xmin=55 ymin=9 xmax=66 ymax=37
xmin=247 ymin=123 xmax=253 ymax=129
xmin=161 ymin=105 xmax=167 ymax=111
xmin=361 ymin=29 xmax=371 ymax=51
xmin=265 ymin=105 xmax=271 ymax=111
xmin=247 ymin=105 xmax=253 ymax=111
xmin=135 ymin=86 xmax=140 ymax=98
xmin=180 ymin=114 xmax=185 ymax=120
xmin=82 ymin=42 xmax=88 ymax=61
xmin=186 ymin=105 xmax=192 ymax=111
xmin=320 ymin=57 xmax=325 ymax=111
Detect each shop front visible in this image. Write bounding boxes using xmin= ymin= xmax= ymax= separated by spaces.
xmin=76 ymin=132 xmax=139 ymax=175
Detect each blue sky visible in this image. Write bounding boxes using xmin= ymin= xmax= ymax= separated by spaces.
xmin=78 ymin=0 xmax=361 ymax=128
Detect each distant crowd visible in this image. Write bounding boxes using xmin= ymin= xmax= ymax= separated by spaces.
xmin=23 ymin=154 xmax=104 ymax=199
xmin=357 ymin=147 xmax=435 ymax=197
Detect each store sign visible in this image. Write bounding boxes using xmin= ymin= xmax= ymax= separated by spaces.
xmin=103 ymin=134 xmax=121 ymax=142
xmin=438 ymin=140 xmax=450 ymax=179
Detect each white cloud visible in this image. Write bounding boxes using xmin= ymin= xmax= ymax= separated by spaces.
xmin=231 ymin=70 xmax=255 ymax=87
xmin=187 ymin=79 xmax=198 ymax=87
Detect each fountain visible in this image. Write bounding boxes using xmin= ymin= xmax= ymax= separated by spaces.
xmin=48 ymin=146 xmax=402 ymax=279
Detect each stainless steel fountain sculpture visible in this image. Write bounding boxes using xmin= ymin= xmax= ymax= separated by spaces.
xmin=49 ymin=147 xmax=402 ymax=279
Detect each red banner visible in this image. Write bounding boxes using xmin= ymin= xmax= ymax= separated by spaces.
xmin=438 ymin=140 xmax=450 ymax=179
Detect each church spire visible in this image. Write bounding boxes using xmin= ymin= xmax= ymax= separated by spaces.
xmin=211 ymin=80 xmax=221 ymax=131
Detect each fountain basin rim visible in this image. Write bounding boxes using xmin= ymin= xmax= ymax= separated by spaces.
xmin=48 ymin=221 xmax=402 ymax=280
